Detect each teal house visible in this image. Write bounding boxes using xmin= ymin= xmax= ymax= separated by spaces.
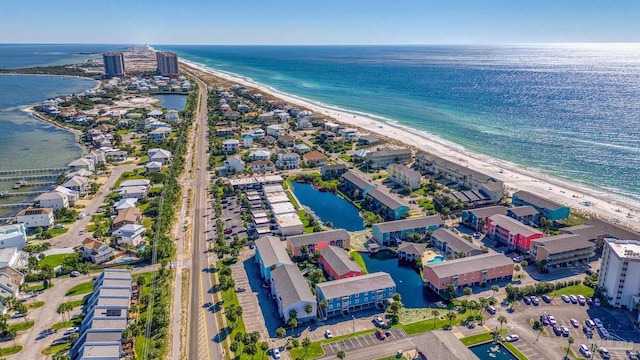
xmin=511 ymin=191 xmax=570 ymax=222
xmin=372 ymin=215 xmax=444 ymax=246
xmin=254 ymin=235 xmax=293 ymax=281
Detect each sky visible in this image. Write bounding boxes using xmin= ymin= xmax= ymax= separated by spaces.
xmin=2 ymin=0 xmax=640 ymax=45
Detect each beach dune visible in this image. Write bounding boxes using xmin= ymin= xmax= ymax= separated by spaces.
xmin=180 ymin=59 xmax=640 ymax=232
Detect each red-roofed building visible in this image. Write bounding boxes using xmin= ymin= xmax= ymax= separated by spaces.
xmin=318 ymin=246 xmax=363 ymax=280
xmin=486 ymin=214 xmax=544 ymax=252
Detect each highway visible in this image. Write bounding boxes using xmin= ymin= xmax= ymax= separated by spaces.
xmin=187 ymin=75 xmax=223 ymax=360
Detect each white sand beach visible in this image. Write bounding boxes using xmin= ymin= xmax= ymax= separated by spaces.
xmin=181 ymin=59 xmax=640 ymax=232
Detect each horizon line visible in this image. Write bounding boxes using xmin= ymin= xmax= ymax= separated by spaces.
xmin=2 ymin=42 xmax=640 ymax=47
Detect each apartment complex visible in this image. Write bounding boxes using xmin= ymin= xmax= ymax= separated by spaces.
xmin=511 ymin=190 xmax=570 ymax=222
xmin=286 ymin=229 xmax=350 ymax=257
xmin=430 ymin=228 xmax=484 ymax=259
xmin=316 ymin=272 xmax=396 ymax=318
xmin=486 ymin=214 xmax=543 ymax=251
xmin=530 ymin=234 xmax=595 ymax=269
xmin=371 ymin=216 xmax=443 ymax=246
xmin=423 ymin=253 xmax=514 ymax=293
xmin=363 ymin=148 xmax=412 ymax=169
xmin=270 ymin=264 xmax=317 ymax=323
xmin=598 ymin=239 xmax=640 ymax=309
xmin=156 ymin=51 xmax=179 ymax=76
xmin=102 ymin=52 xmax=125 ymax=78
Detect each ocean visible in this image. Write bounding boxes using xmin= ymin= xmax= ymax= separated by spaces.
xmin=154 ymin=44 xmax=640 ymax=203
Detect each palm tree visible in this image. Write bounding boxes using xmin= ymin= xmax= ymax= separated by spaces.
xmin=565 ymin=336 xmax=575 ymax=358
xmin=513 ymin=264 xmax=521 ymax=279
xmin=260 ymin=341 xmax=269 ymax=360
xmin=446 ymin=284 xmax=456 ymax=298
xmin=7 ymin=328 xmax=16 ymax=346
xmin=520 ymin=260 xmax=528 ymax=278
xmin=302 ymin=337 xmax=312 ymax=357
xmin=491 ymin=285 xmax=499 ymax=299
xmin=478 ymin=298 xmax=489 ymax=325
xmin=446 ymin=312 xmax=457 ymax=326
xmin=497 ymin=315 xmax=507 ymax=331
xmin=304 ymin=304 xmax=314 ymax=319
xmin=431 ymin=309 xmax=440 ymax=329
xmin=463 ymin=287 xmax=472 ymax=299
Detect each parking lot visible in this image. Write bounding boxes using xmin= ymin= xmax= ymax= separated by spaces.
xmin=322 ymin=328 xmax=407 ymax=357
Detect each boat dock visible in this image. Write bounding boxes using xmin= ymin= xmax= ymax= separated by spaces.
xmin=0 ymin=174 xmax=61 ymax=181
xmin=0 ymin=167 xmax=69 ymax=175
xmin=0 ymin=190 xmax=47 ymax=197
xmin=0 ymin=203 xmax=34 ymax=209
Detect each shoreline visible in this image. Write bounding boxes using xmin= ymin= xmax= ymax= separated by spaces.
xmin=179 ymin=59 xmax=640 ymax=231
xmin=24 ymin=107 xmax=89 ymax=155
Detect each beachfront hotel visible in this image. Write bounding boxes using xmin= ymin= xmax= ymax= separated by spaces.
xmin=598 ymin=238 xmax=640 ymax=310
xmin=102 ymin=52 xmax=125 ymax=78
xmin=156 ymin=51 xmax=179 ymax=77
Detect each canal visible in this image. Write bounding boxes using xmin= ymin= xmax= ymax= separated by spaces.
xmin=360 ymin=250 xmax=441 ymax=308
xmin=290 ymin=182 xmax=364 ymax=231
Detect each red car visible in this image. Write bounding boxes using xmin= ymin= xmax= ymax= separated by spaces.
xmin=224 ymin=229 xmax=233 ymax=234
xmin=376 ymin=329 xmax=386 ymax=340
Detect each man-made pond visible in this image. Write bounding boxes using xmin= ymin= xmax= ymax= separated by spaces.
xmin=470 ymin=342 xmax=517 ymax=360
xmin=154 ymin=94 xmax=187 ymax=111
xmin=360 ymin=250 xmax=440 ymax=308
xmin=290 ymin=182 xmax=364 ymax=231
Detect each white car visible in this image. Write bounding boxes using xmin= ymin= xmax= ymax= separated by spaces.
xmin=505 ymin=334 xmax=519 ymax=342
xmin=272 ymin=348 xmax=281 ymax=359
xmin=324 ymin=329 xmax=333 ymax=338
xmin=593 ymin=318 xmax=603 ymax=328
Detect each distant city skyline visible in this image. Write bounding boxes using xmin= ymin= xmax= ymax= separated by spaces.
xmin=2 ymin=0 xmax=640 ymax=45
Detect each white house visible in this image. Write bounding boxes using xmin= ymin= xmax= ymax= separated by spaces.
xmin=148 ymin=127 xmax=172 ymax=142
xmin=34 ymin=192 xmax=69 ymax=210
xmin=224 ymin=156 xmax=246 ymax=172
xmin=341 ymin=128 xmax=358 ymax=141
xmin=105 ymin=150 xmax=128 ymax=162
xmin=119 ymin=186 xmax=148 ymax=199
xmin=270 ymin=264 xmax=317 ymax=323
xmin=62 ymin=176 xmax=89 ymax=192
xmin=144 ymin=161 xmax=163 ymax=173
xmin=222 ymin=139 xmax=240 ymax=154
xmin=251 ymin=129 xmax=266 ymax=137
xmin=293 ymin=144 xmax=310 ymax=154
xmin=67 ymin=158 xmax=95 ymax=172
xmin=251 ymin=160 xmax=275 ymax=174
xmin=53 ymin=186 xmax=79 ymax=204
xmin=0 ymin=224 xmax=27 ymax=250
xmin=119 ymin=179 xmax=151 ymax=189
xmin=266 ymin=124 xmax=285 ymax=137
xmin=387 ymin=164 xmax=422 ymax=190
xmin=66 ymin=168 xmax=93 ymax=179
xmin=113 ymin=198 xmax=137 ymax=212
xmin=82 ymin=238 xmax=115 ymax=265
xmin=84 ymin=150 xmax=106 ymax=165
xmin=249 ymin=149 xmax=271 ymax=161
xmin=277 ymin=153 xmax=300 ymax=170
xmin=165 ymin=110 xmax=179 ymax=122
xmin=148 ymin=148 xmax=172 ymax=165
xmin=113 ymin=224 xmax=146 ymax=247
xmin=242 ymin=134 xmax=254 ymax=148
xmin=16 ymin=208 xmax=54 ymax=229
xmin=0 ymin=267 xmax=24 ymax=301
xmin=0 ymin=248 xmax=27 ymax=269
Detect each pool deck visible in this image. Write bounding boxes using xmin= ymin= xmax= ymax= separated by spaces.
xmin=422 ymin=249 xmax=438 ymax=263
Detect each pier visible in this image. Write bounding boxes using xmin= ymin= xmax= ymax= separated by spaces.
xmin=0 ymin=167 xmax=69 ymax=175
xmin=0 ymin=203 xmax=33 ymax=209
xmin=0 ymin=190 xmax=47 ymax=197
xmin=0 ymin=174 xmax=61 ymax=181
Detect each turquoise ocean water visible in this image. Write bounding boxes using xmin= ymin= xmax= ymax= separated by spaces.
xmin=155 ymin=44 xmax=640 ymax=203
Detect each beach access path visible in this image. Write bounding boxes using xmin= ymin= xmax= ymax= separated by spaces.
xmin=51 ymin=163 xmax=137 ymax=249
xmin=180 ymin=61 xmax=640 ymax=232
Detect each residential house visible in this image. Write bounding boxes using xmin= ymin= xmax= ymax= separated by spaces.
xmin=119 ymin=179 xmax=151 ymax=189
xmin=318 ymin=246 xmax=363 ymax=280
xmin=165 ymin=109 xmax=179 ymax=122
xmin=113 ymin=207 xmax=142 ymax=229
xmin=148 ymin=127 xmax=172 ymax=142
xmin=250 ymin=160 xmax=275 ymax=174
xmin=34 ymin=191 xmax=69 ymax=210
xmin=423 ymin=253 xmax=514 ymax=293
xmin=278 ymin=134 xmax=296 ymax=147
xmin=66 ymin=168 xmax=93 ymax=179
xmin=358 ymin=135 xmax=380 ymax=146
xmin=270 ymin=264 xmax=317 ymax=323
xmin=118 ymin=186 xmax=148 ymax=199
xmin=363 ymin=188 xmax=410 ymax=221
xmin=277 ymin=152 xmax=300 ymax=170
xmin=507 ymin=206 xmax=540 ymax=227
xmin=530 ymin=234 xmax=595 ymax=270
xmin=224 ymin=156 xmax=246 ymax=173
xmin=0 ymin=248 xmax=27 ymax=268
xmin=82 ymin=238 xmax=115 ymax=264
xmin=511 ymin=191 xmax=570 ymax=222
xmin=415 ymin=152 xmax=504 ymax=203
xmin=293 ymin=143 xmax=310 ymax=154
xmin=85 ymin=150 xmax=106 ymax=165
xmin=0 ymin=267 xmax=24 ymax=302
xmin=387 ymin=164 xmax=422 ymax=190
xmin=222 ymin=139 xmax=240 ymax=154
xmin=242 ymin=134 xmax=254 ymax=148
xmin=413 ymin=331 xmax=480 ymax=360
xmin=461 ymin=206 xmax=509 ymax=231
xmin=286 ymin=230 xmax=351 ymax=257
xmin=67 ymin=158 xmax=95 ymax=172
xmin=53 ymin=186 xmax=79 ymax=204
xmin=144 ymin=161 xmax=163 ymax=173
xmin=266 ymin=124 xmax=285 ymax=137
xmin=397 ymin=242 xmax=426 ymax=261
xmin=148 ymin=148 xmax=172 ymax=165
xmin=320 ymin=164 xmax=347 ymax=180
xmin=430 ymin=228 xmax=484 ymax=259
xmin=254 ymin=235 xmax=293 ymax=281
xmin=339 ymin=172 xmax=376 ymax=200
xmin=341 ymin=128 xmax=358 ymax=141
xmin=324 ymin=122 xmax=341 ymax=132
xmin=113 ymin=224 xmax=146 ymax=247
xmin=249 ymin=149 xmax=271 ymax=161
xmin=113 ymin=198 xmax=137 ymax=212
xmin=372 ymin=216 xmax=444 ymax=246
xmin=486 ymin=214 xmax=544 ymax=252
xmin=0 ymin=224 xmax=27 ymax=249
xmin=302 ymin=150 xmax=328 ymax=166
xmin=316 ymin=272 xmax=396 ymax=318
xmin=105 ymin=150 xmax=128 ymax=162
xmin=16 ymin=208 xmax=54 ymax=229
xmin=62 ymin=176 xmax=89 ymax=192
xmin=364 ymin=148 xmax=412 ymax=169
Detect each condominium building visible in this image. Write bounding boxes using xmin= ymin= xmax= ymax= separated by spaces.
xmin=156 ymin=51 xmax=179 ymax=77
xmin=530 ymin=234 xmax=595 ymax=269
xmin=486 ymin=214 xmax=543 ymax=252
xmin=316 ymin=272 xmax=396 ymax=318
xmin=363 ymin=148 xmax=412 ymax=169
xmin=598 ymin=239 xmax=640 ymax=309
xmin=387 ymin=164 xmax=422 ymax=190
xmin=102 ymin=52 xmax=125 ymax=78
xmin=423 ymin=253 xmax=514 ymax=293
xmin=511 ymin=191 xmax=570 ymax=222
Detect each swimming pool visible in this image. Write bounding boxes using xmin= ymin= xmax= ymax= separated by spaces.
xmin=427 ymin=255 xmax=445 ymax=264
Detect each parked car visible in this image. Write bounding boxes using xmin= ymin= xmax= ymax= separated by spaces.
xmin=600 ymin=347 xmax=610 ymax=359
xmin=547 ymin=315 xmax=557 ymax=326
xmin=561 ymin=326 xmax=570 ymax=337
xmin=577 ymin=295 xmax=586 ymax=305
xmin=570 ymin=319 xmax=580 ymax=328
xmin=541 ymin=295 xmax=551 ymax=303
xmin=561 ymin=294 xmax=570 ymax=303
xmin=324 ymin=330 xmax=333 ymax=338
xmin=530 ymin=296 xmax=540 ymax=306
xmin=504 ymin=334 xmax=519 ymax=342
xmin=236 ymin=287 xmax=246 ymax=292
xmin=376 ymin=329 xmax=386 ymax=340
xmin=569 ymin=295 xmax=578 ymax=304
xmin=552 ymin=325 xmax=562 ymax=336
xmin=594 ymin=298 xmax=601 ymax=306
xmin=373 ymin=316 xmax=385 ymax=327
xmin=579 ymin=344 xmax=592 ymax=358
xmin=512 ymin=255 xmax=524 ymax=262
xmin=224 ymin=229 xmax=233 ymax=234
xmin=70 ymin=271 xmax=80 ymax=277
xmin=540 ymin=314 xmax=550 ymax=326
xmin=586 ymin=297 xmax=593 ymax=306
xmin=585 ymin=319 xmax=596 ymax=328
xmin=522 ymin=296 xmax=531 ymax=305
xmin=272 ymin=348 xmax=281 ymax=359
xmin=586 ymin=269 xmax=594 ymax=275
xmin=593 ymin=318 xmax=603 ymax=328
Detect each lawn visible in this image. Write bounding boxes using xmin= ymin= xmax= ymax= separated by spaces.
xmin=400 ymin=312 xmax=465 ymax=335
xmin=459 ymin=330 xmax=506 ymax=346
xmin=137 ymin=155 xmax=150 ymax=164
xmin=549 ymin=284 xmax=594 ymax=298
xmin=65 ymin=281 xmax=94 ymax=296
xmin=52 ymin=317 xmax=83 ymax=331
xmin=0 ymin=345 xmax=22 ymax=356
xmin=115 ymin=171 xmax=147 ymax=187
xmin=45 ymin=228 xmax=68 ymax=237
xmin=349 ymin=251 xmax=368 ymax=274
xmin=24 ymin=283 xmax=49 ymax=292
xmin=9 ymin=321 xmax=34 ymax=332
xmin=41 ymin=343 xmax=70 ymax=355
xmin=28 ymin=301 xmax=45 ymax=309
xmin=39 ymin=253 xmax=68 ymax=268
xmin=63 ymin=299 xmax=85 ymax=309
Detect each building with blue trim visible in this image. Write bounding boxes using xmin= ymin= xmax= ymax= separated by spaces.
xmin=254 ymin=235 xmax=293 ymax=281
xmin=315 ymin=272 xmax=396 ymax=318
xmin=511 ymin=191 xmax=570 ymax=222
xmin=372 ymin=216 xmax=443 ymax=246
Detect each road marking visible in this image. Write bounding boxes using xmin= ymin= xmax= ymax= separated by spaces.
xmin=197 ymin=271 xmax=212 ymax=360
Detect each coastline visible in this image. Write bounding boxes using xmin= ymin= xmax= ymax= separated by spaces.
xmin=24 ymin=107 xmax=89 ymax=155
xmin=179 ymin=59 xmax=640 ymax=231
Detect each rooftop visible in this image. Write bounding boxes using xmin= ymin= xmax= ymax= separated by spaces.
xmin=316 ymin=272 xmax=396 ymax=300
xmin=270 ymin=264 xmax=315 ymax=309
xmin=16 ymin=207 xmax=53 ymax=216
xmin=426 ymin=252 xmax=513 ymax=278
xmin=374 ymin=215 xmax=443 ymax=234
xmin=416 ymin=152 xmax=501 ymax=186
xmin=586 ymin=218 xmax=640 ymax=241
xmin=397 ymin=242 xmax=426 ymax=256
xmin=488 ymin=214 xmax=543 ymax=237
xmin=431 ymin=228 xmax=481 ymax=253
xmin=341 ymin=172 xmax=373 ymax=190
xmin=606 ymin=238 xmax=640 ymax=260
xmin=513 ymin=190 xmax=566 ymax=211
xmin=412 ymin=331 xmax=480 ymax=360
xmin=318 ymin=246 xmax=362 ymax=276
xmin=509 ymin=205 xmax=540 ymax=217
xmin=255 ymin=236 xmax=293 ymax=267
xmin=366 ymin=188 xmax=407 ymax=210
xmin=531 ymin=234 xmax=594 ymax=254
xmin=465 ymin=206 xmax=508 ymax=219
xmin=287 ymin=229 xmax=349 ymax=247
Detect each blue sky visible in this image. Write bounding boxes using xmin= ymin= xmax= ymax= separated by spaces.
xmin=2 ymin=0 xmax=639 ymax=44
